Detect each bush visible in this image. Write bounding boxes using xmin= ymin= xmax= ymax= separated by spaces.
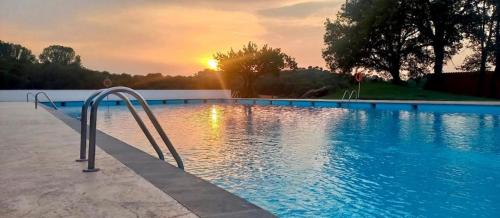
xmin=256 ymin=68 xmax=350 ymax=97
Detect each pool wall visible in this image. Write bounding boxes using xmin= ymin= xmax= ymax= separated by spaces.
xmin=49 ymin=98 xmax=500 ymax=115
xmin=0 ymin=89 xmax=231 ymax=102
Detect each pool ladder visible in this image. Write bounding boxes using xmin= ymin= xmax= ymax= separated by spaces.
xmin=77 ymin=87 xmax=184 ymax=172
xmin=341 ymin=89 xmax=358 ymax=102
xmin=27 ymin=91 xmax=58 ymax=110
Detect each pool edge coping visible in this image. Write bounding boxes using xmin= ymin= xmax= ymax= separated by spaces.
xmin=41 ymin=104 xmax=276 ymax=218
xmin=42 ymin=98 xmax=500 ymax=105
xmin=45 ymin=98 xmax=500 ymax=109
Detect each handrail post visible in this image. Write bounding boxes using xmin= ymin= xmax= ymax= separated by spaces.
xmin=78 ymin=101 xmax=89 ymax=161
xmin=77 ymin=90 xmax=105 ymax=162
xmin=26 ymin=92 xmax=35 ymax=102
xmin=84 ymin=101 xmax=100 ymax=172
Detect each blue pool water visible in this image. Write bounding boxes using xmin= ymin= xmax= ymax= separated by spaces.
xmin=59 ymin=101 xmax=500 ymax=217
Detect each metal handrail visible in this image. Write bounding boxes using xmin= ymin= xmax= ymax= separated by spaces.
xmin=78 ymin=90 xmax=165 ymax=163
xmin=35 ymin=92 xmax=58 ymax=110
xmin=341 ymin=89 xmax=359 ymax=101
xmin=26 ymin=92 xmax=35 ymax=102
xmin=81 ymin=87 xmax=184 ymax=172
xmin=347 ymin=90 xmax=357 ymax=101
xmin=341 ymin=90 xmax=350 ymax=100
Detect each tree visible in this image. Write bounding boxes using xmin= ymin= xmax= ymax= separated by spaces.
xmin=459 ymin=0 xmax=500 ymax=97
xmin=39 ymin=45 xmax=81 ymax=65
xmin=323 ymin=0 xmax=430 ymax=83
xmin=456 ymin=0 xmax=497 ymax=96
xmin=460 ymin=0 xmax=496 ymax=73
xmin=0 ymin=40 xmax=36 ymax=63
xmin=459 ymin=50 xmax=495 ymax=72
xmin=492 ymin=0 xmax=500 ymax=97
xmin=413 ymin=0 xmax=472 ymax=75
xmin=214 ymin=42 xmax=297 ymax=97
xmin=0 ymin=41 xmax=37 ymax=88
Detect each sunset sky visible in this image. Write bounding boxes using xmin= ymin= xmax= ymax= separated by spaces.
xmin=0 ymin=0 xmax=466 ymax=76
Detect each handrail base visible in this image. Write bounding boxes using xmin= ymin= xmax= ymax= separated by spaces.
xmin=83 ymin=168 xmax=100 ymax=173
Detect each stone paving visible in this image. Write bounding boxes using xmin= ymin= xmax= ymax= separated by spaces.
xmin=0 ymin=102 xmax=198 ymax=218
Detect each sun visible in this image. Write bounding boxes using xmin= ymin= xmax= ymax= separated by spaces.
xmin=207 ymin=59 xmax=218 ymax=70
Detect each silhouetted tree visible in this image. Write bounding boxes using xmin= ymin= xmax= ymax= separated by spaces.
xmin=0 ymin=40 xmax=36 ymax=63
xmin=323 ymin=0 xmax=430 ymax=83
xmin=39 ymin=45 xmax=81 ymax=65
xmin=214 ymin=42 xmax=297 ymax=97
xmin=413 ymin=0 xmax=473 ymax=75
xmin=493 ymin=0 xmax=500 ymax=96
xmin=0 ymin=41 xmax=37 ymax=88
xmin=460 ymin=0 xmax=496 ymax=74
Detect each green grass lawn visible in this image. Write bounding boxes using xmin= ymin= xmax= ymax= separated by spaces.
xmin=322 ymin=82 xmax=496 ymax=101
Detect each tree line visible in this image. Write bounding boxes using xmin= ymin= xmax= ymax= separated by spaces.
xmin=1 ymin=40 xmax=346 ymax=98
xmin=0 ymin=41 xmax=223 ymax=90
xmin=323 ymin=0 xmax=499 ymax=96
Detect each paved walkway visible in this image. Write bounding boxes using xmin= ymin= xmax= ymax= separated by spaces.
xmin=0 ymin=102 xmax=197 ymax=218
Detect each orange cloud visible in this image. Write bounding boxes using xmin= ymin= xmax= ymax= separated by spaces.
xmin=1 ymin=0 xmax=464 ymax=75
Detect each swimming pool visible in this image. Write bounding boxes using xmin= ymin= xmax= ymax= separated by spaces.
xmin=57 ymin=100 xmax=500 ymax=217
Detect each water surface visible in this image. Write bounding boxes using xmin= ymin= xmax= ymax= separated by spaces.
xmin=61 ymin=103 xmax=500 ymax=217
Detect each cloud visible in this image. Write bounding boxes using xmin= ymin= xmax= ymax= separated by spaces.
xmin=258 ymin=1 xmax=340 ymax=18
xmin=0 ymin=2 xmax=265 ymax=75
xmin=259 ymin=22 xmax=327 ymax=68
xmin=0 ymin=0 xmax=341 ymax=75
xmin=256 ymin=1 xmax=344 ymax=68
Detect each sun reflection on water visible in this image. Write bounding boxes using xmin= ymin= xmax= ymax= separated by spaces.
xmin=211 ymin=105 xmax=219 ymax=129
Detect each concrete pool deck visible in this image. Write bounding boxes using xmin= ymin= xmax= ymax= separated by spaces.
xmin=0 ymin=102 xmax=197 ymax=218
xmin=0 ymin=102 xmax=274 ymax=218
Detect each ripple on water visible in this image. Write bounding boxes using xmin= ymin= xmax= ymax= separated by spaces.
xmin=61 ymin=103 xmax=500 ymax=217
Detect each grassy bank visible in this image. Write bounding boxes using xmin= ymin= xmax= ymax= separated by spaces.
xmin=322 ymin=82 xmax=496 ymax=101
